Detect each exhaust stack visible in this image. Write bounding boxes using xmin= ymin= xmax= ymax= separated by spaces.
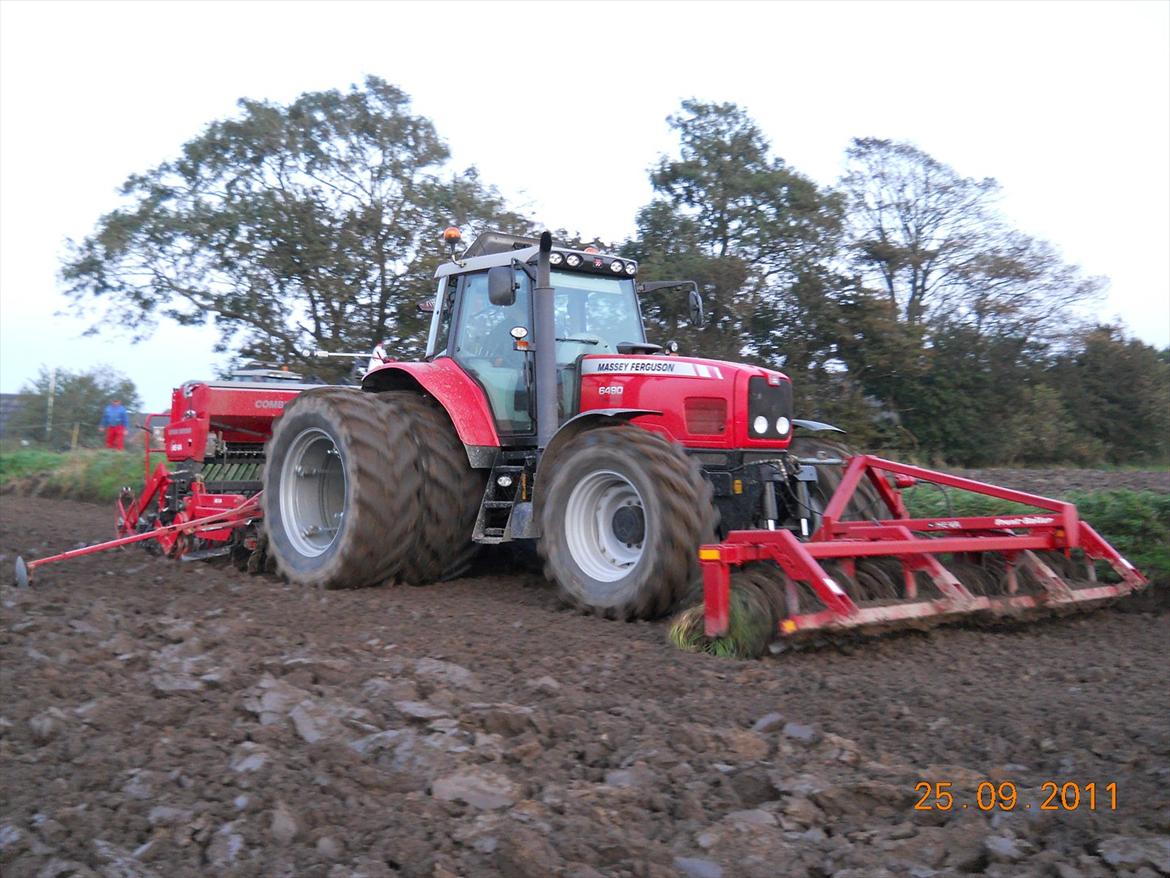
xmin=533 ymin=231 xmax=556 ymax=454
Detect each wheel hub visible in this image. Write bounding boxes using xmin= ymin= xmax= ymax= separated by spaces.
xmin=611 ymin=505 xmax=645 ymax=544
xmin=279 ymin=428 xmax=347 ymax=557
xmin=563 ymin=469 xmax=647 ymax=583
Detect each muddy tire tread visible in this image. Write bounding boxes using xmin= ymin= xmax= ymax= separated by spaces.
xmin=263 ymin=387 xmax=425 ymax=589
xmin=538 ymin=426 xmax=716 ymax=620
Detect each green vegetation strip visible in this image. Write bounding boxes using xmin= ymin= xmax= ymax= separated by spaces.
xmin=0 ymin=450 xmax=146 ymax=505
xmin=905 ymin=486 xmax=1169 ymax=586
xmin=669 ymin=584 xmax=778 ymax=660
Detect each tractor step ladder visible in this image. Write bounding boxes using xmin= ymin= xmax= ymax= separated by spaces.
xmin=472 ymin=454 xmax=535 ymax=544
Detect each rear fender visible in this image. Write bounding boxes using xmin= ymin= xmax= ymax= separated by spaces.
xmin=362 ymin=360 xmax=500 ymax=467
xmin=533 ymin=408 xmax=661 ymax=510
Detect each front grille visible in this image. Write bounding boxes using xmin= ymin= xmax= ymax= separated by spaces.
xmin=747 ymin=376 xmax=794 ymax=439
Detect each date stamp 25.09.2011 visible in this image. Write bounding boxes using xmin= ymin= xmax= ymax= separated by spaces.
xmin=914 ymin=781 xmax=1117 ymax=812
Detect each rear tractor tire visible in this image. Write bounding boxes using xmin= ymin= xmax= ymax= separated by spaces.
xmin=537 ymin=426 xmax=716 ymax=620
xmin=263 ymin=388 xmax=482 ymax=589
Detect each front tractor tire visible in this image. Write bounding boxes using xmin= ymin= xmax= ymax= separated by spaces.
xmin=263 ymin=388 xmax=482 ymax=589
xmin=538 ymin=426 xmax=716 ymax=620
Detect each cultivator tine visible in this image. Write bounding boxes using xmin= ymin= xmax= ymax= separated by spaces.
xmin=1021 ymin=551 xmax=1074 ymax=600
xmin=13 ymin=556 xmax=30 ymax=589
xmin=687 ymin=455 xmax=1149 ymax=656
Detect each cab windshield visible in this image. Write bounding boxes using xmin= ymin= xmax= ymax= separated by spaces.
xmin=551 ymin=271 xmax=645 ymax=366
xmin=449 ymin=267 xmax=648 ymax=436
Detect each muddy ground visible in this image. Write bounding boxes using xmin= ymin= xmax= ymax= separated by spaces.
xmin=1 ymin=489 xmax=1168 ymax=878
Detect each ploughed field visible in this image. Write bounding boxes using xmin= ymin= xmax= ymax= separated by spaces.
xmin=1 ymin=469 xmax=1168 ymax=878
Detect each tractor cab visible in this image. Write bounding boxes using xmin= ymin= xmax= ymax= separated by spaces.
xmin=426 ymin=231 xmax=694 ymax=439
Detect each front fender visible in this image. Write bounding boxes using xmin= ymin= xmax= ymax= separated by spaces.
xmin=533 ymin=408 xmax=661 ymax=507
xmin=793 ymin=418 xmax=845 ymax=434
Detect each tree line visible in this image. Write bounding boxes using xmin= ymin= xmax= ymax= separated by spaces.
xmin=59 ymin=77 xmax=1170 ymax=466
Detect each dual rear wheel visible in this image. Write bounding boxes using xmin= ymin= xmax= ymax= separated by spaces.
xmin=263 ymin=388 xmax=484 ymax=589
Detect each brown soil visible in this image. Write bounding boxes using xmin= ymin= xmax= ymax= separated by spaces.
xmin=1 ymin=496 xmax=1168 ymax=878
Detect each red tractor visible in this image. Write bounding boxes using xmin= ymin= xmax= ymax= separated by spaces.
xmin=264 ymin=230 xmax=741 ymax=616
xmin=261 ymin=230 xmax=1147 ymax=637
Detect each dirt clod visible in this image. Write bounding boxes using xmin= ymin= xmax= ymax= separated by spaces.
xmin=1 ymin=495 xmax=1167 ymax=877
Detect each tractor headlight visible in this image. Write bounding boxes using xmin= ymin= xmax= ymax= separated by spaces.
xmin=610 ymin=260 xmax=624 ymax=273
xmin=776 ymin=417 xmax=790 ymax=435
xmin=625 ymin=262 xmax=637 ymax=275
xmin=566 ymin=254 xmax=582 ymax=267
xmin=753 ymin=416 xmax=769 ymax=435
xmin=549 ymin=252 xmax=564 ymax=266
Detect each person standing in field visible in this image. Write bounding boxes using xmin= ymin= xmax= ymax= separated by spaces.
xmin=100 ymin=399 xmax=129 ymax=450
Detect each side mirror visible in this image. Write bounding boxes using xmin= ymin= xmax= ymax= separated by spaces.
xmin=689 ymin=288 xmax=705 ymax=328
xmin=488 ymin=265 xmax=516 ymax=306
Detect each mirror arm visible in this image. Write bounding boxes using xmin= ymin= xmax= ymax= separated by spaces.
xmin=514 ymin=257 xmax=536 ymax=284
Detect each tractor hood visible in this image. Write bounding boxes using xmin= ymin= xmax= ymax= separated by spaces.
xmin=577 ymin=354 xmax=794 ymax=449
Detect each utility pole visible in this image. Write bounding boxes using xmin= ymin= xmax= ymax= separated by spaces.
xmin=44 ymin=366 xmax=56 ymax=443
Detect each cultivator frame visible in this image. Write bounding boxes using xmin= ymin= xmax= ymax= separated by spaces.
xmin=14 ymin=494 xmax=262 ymax=589
xmin=700 ymin=455 xmax=1148 ymax=640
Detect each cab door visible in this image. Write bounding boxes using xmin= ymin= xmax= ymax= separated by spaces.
xmin=450 ymin=269 xmax=534 ymax=437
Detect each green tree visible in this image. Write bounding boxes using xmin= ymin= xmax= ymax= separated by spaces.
xmin=627 ymin=101 xmax=848 ymax=385
xmin=62 ymin=77 xmax=529 ymax=381
xmin=841 ymin=138 xmax=1103 ymax=337
xmin=1051 ymin=325 xmax=1170 ymax=464
xmin=8 ymin=366 xmax=142 ymax=449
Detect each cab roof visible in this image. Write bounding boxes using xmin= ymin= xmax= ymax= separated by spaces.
xmin=434 ymin=231 xmax=632 ymax=279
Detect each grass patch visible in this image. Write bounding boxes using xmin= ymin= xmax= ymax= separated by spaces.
xmin=0 ymin=449 xmax=146 ymax=504
xmin=669 ymin=593 xmax=775 ymax=660
xmin=0 ymin=449 xmax=69 ymax=481
xmin=904 ymin=485 xmax=1168 ymax=586
xmin=1067 ymin=490 xmax=1170 ymax=587
xmin=903 ymin=485 xmax=1046 ymax=518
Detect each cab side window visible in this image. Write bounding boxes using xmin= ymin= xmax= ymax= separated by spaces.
xmin=453 ymin=270 xmax=533 ymax=434
xmin=429 ymin=279 xmax=454 ymax=357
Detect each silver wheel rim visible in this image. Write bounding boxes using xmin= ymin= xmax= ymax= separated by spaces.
xmin=564 ymin=470 xmax=645 ymax=583
xmin=279 ymin=428 xmax=347 ymax=557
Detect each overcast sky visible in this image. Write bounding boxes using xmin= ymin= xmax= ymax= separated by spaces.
xmin=1 ymin=0 xmax=1167 ymax=410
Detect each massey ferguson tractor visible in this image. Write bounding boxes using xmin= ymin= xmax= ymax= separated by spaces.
xmin=260 ymin=229 xmax=1148 ymax=647
xmin=15 ymin=228 xmax=1148 ymax=655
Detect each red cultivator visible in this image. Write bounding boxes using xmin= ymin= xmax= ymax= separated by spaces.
xmin=698 ymin=455 xmax=1148 ymax=644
